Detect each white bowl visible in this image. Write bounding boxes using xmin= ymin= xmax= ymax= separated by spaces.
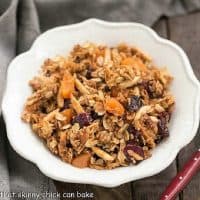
xmin=2 ymin=19 xmax=200 ymax=187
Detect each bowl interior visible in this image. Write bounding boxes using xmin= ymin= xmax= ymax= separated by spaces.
xmin=3 ymin=20 xmax=199 ymax=186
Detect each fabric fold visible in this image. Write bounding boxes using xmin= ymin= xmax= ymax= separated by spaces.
xmin=17 ymin=0 xmax=40 ymax=53
xmin=0 ymin=0 xmax=200 ymax=199
xmin=0 ymin=1 xmax=18 ymax=199
xmin=0 ymin=0 xmax=57 ymax=199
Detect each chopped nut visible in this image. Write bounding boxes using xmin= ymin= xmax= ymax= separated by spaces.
xmin=118 ymin=123 xmax=129 ymax=134
xmin=94 ymin=101 xmax=105 ymax=116
xmin=47 ymin=136 xmax=58 ymax=154
xmin=92 ymin=147 xmax=114 ymax=161
xmin=97 ymin=56 xmax=104 ymax=66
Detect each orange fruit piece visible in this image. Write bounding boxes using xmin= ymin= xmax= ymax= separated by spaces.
xmin=121 ymin=57 xmax=147 ymax=71
xmin=61 ymin=108 xmax=72 ymax=124
xmin=72 ymin=153 xmax=91 ymax=168
xmin=60 ymin=71 xmax=75 ymax=98
xmin=105 ymin=97 xmax=125 ymax=116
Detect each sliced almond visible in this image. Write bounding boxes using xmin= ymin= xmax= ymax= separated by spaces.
xmin=75 ymin=77 xmax=90 ymax=95
xmin=127 ymin=150 xmax=144 ymax=161
xmin=135 ymin=105 xmax=152 ymax=120
xmin=92 ymin=146 xmax=114 ymax=161
xmin=57 ymin=88 xmax=64 ymax=108
xmin=119 ymin=76 xmax=141 ymax=89
xmin=104 ymin=48 xmax=111 ymax=66
xmin=71 ymin=94 xmax=84 ymax=114
xmin=118 ymin=123 xmax=129 ymax=134
xmin=43 ymin=109 xmax=59 ymax=121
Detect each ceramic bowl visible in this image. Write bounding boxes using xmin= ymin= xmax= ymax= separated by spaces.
xmin=2 ymin=19 xmax=200 ymax=187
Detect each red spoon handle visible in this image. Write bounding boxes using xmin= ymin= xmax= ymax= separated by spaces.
xmin=160 ymin=149 xmax=200 ymax=200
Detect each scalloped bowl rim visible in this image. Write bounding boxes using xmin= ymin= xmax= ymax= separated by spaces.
xmin=2 ymin=19 xmax=200 ymax=187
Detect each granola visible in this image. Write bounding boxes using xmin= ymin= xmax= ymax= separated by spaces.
xmin=22 ymin=42 xmax=175 ymax=169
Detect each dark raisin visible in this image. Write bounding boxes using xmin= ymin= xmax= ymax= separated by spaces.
xmin=146 ymin=80 xmax=154 ymax=97
xmin=86 ymin=68 xmax=92 ymax=79
xmin=64 ymin=99 xmax=71 ymax=108
xmin=73 ymin=112 xmax=92 ymax=128
xmin=104 ymin=85 xmax=110 ymax=92
xmin=74 ymin=56 xmax=81 ymax=63
xmin=90 ymin=110 xmax=100 ymax=120
xmin=140 ymin=80 xmax=153 ymax=97
xmin=60 ymin=99 xmax=71 ymax=111
xmin=144 ymin=80 xmax=163 ymax=98
xmin=159 ymin=111 xmax=170 ymax=123
xmin=45 ymin=70 xmax=51 ymax=77
xmin=138 ymin=136 xmax=145 ymax=146
xmin=155 ymin=138 xmax=162 ymax=144
xmin=127 ymin=125 xmax=144 ymax=146
xmin=158 ymin=121 xmax=169 ymax=138
xmin=157 ymin=112 xmax=170 ymax=139
xmin=66 ymin=142 xmax=72 ymax=148
xmin=93 ymin=153 xmax=100 ymax=160
xmin=40 ymin=106 xmax=47 ymax=113
xmin=127 ymin=125 xmax=139 ymax=136
xmin=126 ymin=96 xmax=142 ymax=112
xmin=113 ymin=147 xmax=119 ymax=154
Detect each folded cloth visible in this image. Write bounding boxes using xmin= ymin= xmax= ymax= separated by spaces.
xmin=0 ymin=0 xmax=199 ymax=199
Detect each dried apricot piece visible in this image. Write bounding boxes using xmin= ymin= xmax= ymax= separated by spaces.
xmin=60 ymin=71 xmax=75 ymax=98
xmin=80 ymin=131 xmax=89 ymax=145
xmin=121 ymin=57 xmax=135 ymax=65
xmin=61 ymin=108 xmax=72 ymax=124
xmin=105 ymin=97 xmax=124 ymax=116
xmin=72 ymin=153 xmax=91 ymax=168
xmin=121 ymin=57 xmax=147 ymax=71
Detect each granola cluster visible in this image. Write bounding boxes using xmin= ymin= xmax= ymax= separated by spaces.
xmin=22 ymin=43 xmax=175 ymax=169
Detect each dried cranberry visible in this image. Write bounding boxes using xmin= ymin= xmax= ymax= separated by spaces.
xmin=126 ymin=96 xmax=142 ymax=112
xmin=73 ymin=112 xmax=92 ymax=127
xmin=123 ymin=144 xmax=144 ymax=161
